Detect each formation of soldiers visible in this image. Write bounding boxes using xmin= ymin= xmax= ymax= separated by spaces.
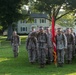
xmin=11 ymin=27 xmax=76 ymax=68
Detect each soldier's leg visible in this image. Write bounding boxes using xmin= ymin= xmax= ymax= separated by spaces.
xmin=35 ymin=50 xmax=38 ymax=62
xmin=69 ymin=45 xmax=72 ymax=63
xmin=46 ymin=49 xmax=49 ymax=64
xmin=28 ymin=49 xmax=33 ymax=63
xmin=46 ymin=49 xmax=53 ymax=64
xmin=12 ymin=45 xmax=17 ymax=58
xmin=32 ymin=49 xmax=36 ymax=63
xmin=57 ymin=50 xmax=61 ymax=66
xmin=75 ymin=45 xmax=76 ymax=55
xmin=41 ymin=49 xmax=46 ymax=68
xmin=43 ymin=49 xmax=46 ymax=64
xmin=12 ymin=45 xmax=14 ymax=57
xmin=38 ymin=48 xmax=42 ymax=66
xmin=65 ymin=46 xmax=69 ymax=64
xmin=72 ymin=44 xmax=75 ymax=59
xmin=49 ymin=49 xmax=53 ymax=62
xmin=38 ymin=49 xmax=46 ymax=68
xmin=61 ymin=49 xmax=65 ymax=66
xmin=15 ymin=45 xmax=19 ymax=57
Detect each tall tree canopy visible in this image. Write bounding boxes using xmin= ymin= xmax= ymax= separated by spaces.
xmin=56 ymin=13 xmax=74 ymax=27
xmin=0 ymin=0 xmax=28 ymax=39
xmin=31 ymin=0 xmax=76 ymax=22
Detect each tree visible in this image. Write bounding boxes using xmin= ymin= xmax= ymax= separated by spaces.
xmin=0 ymin=0 xmax=28 ymax=40
xmin=56 ymin=13 xmax=74 ymax=27
xmin=31 ymin=0 xmax=76 ymax=23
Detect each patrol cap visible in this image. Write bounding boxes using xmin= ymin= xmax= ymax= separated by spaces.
xmin=46 ymin=27 xmax=49 ymax=30
xmin=13 ymin=31 xmax=17 ymax=34
xmin=39 ymin=26 xmax=44 ymax=30
xmin=57 ymin=28 xmax=62 ymax=32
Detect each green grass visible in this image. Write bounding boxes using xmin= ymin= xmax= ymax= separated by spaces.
xmin=0 ymin=36 xmax=76 ymax=75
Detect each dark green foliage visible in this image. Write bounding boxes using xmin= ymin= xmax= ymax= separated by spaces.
xmin=33 ymin=0 xmax=76 ymax=21
xmin=0 ymin=0 xmax=28 ymax=39
xmin=0 ymin=0 xmax=26 ymax=25
xmin=66 ymin=0 xmax=76 ymax=11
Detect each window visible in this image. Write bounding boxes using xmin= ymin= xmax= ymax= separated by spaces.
xmin=21 ymin=27 xmax=25 ymax=31
xmin=42 ymin=19 xmax=46 ymax=23
xmin=40 ymin=19 xmax=46 ymax=23
xmin=40 ymin=19 xmax=42 ymax=23
xmin=23 ymin=27 xmax=25 ymax=31
xmin=34 ymin=19 xmax=37 ymax=23
xmin=20 ymin=20 xmax=26 ymax=23
xmin=23 ymin=20 xmax=26 ymax=23
xmin=23 ymin=20 xmax=25 ymax=23
xmin=20 ymin=20 xmax=22 ymax=23
xmin=26 ymin=27 xmax=27 ymax=31
xmin=21 ymin=27 xmax=23 ymax=31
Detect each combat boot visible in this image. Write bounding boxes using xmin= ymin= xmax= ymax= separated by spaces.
xmin=46 ymin=60 xmax=51 ymax=65
xmin=30 ymin=62 xmax=34 ymax=64
xmin=69 ymin=60 xmax=72 ymax=64
xmin=57 ymin=63 xmax=61 ymax=67
xmin=66 ymin=60 xmax=69 ymax=64
xmin=40 ymin=64 xmax=45 ymax=68
xmin=60 ymin=63 xmax=63 ymax=67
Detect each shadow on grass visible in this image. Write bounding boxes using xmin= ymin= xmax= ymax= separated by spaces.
xmin=1 ymin=56 xmax=76 ymax=75
xmin=0 ymin=45 xmax=76 ymax=75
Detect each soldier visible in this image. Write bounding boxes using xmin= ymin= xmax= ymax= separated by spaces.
xmin=56 ymin=28 xmax=67 ymax=67
xmin=26 ymin=33 xmax=38 ymax=64
xmin=70 ymin=28 xmax=75 ymax=58
xmin=28 ymin=27 xmax=38 ymax=62
xmin=46 ymin=28 xmax=53 ymax=64
xmin=28 ymin=27 xmax=36 ymax=37
xmin=11 ymin=31 xmax=20 ymax=58
xmin=65 ymin=28 xmax=74 ymax=64
xmin=37 ymin=27 xmax=50 ymax=68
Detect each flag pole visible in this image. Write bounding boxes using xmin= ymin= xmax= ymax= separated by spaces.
xmin=51 ymin=15 xmax=57 ymax=66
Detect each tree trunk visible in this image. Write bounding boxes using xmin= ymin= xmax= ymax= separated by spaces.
xmin=7 ymin=24 xmax=13 ymax=40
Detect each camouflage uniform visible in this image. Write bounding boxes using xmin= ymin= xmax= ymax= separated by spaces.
xmin=65 ymin=33 xmax=74 ymax=64
xmin=28 ymin=31 xmax=38 ymax=62
xmin=37 ymin=30 xmax=50 ymax=67
xmin=71 ymin=33 xmax=75 ymax=58
xmin=26 ymin=36 xmax=38 ymax=63
xmin=11 ymin=34 xmax=20 ymax=58
xmin=70 ymin=28 xmax=75 ymax=58
xmin=46 ymin=31 xmax=53 ymax=64
xmin=56 ymin=32 xmax=67 ymax=66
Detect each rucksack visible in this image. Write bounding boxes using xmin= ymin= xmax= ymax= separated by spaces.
xmin=27 ymin=36 xmax=36 ymax=46
xmin=56 ymin=34 xmax=65 ymax=46
xmin=37 ymin=32 xmax=47 ymax=43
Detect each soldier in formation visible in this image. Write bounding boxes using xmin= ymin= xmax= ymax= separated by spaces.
xmin=56 ymin=28 xmax=67 ymax=67
xmin=46 ymin=28 xmax=53 ymax=64
xmin=37 ymin=27 xmax=52 ymax=68
xmin=26 ymin=27 xmax=76 ymax=68
xmin=26 ymin=32 xmax=38 ymax=64
xmin=65 ymin=28 xmax=75 ymax=64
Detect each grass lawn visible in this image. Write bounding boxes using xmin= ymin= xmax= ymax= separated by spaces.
xmin=0 ymin=36 xmax=76 ymax=75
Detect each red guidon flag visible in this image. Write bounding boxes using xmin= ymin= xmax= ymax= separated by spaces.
xmin=51 ymin=16 xmax=57 ymax=65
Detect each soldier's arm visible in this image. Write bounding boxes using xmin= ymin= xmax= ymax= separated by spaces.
xmin=64 ymin=34 xmax=67 ymax=49
xmin=72 ymin=33 xmax=75 ymax=45
xmin=46 ymin=33 xmax=53 ymax=48
xmin=35 ymin=37 xmax=38 ymax=50
xmin=25 ymin=37 xmax=29 ymax=50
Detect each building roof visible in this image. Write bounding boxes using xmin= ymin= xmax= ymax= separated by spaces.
xmin=30 ymin=13 xmax=48 ymax=18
